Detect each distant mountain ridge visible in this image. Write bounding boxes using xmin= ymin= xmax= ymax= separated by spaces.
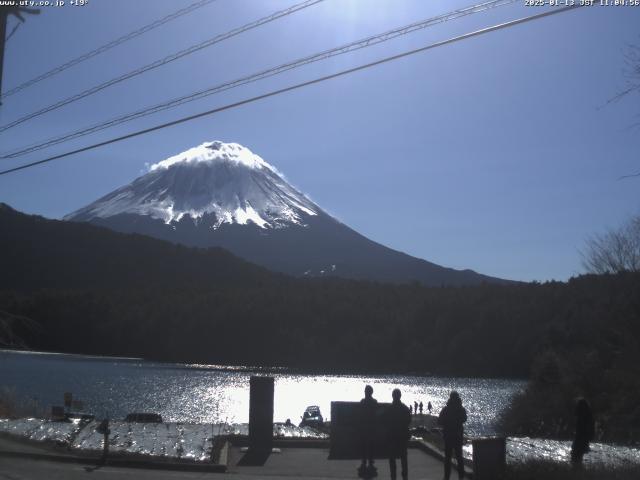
xmin=66 ymin=141 xmax=508 ymax=286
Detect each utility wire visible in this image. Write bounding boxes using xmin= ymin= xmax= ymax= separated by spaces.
xmin=1 ymin=0 xmax=218 ymax=100
xmin=0 ymin=4 xmax=583 ymax=177
xmin=1 ymin=0 xmax=518 ymax=159
xmin=0 ymin=0 xmax=324 ymax=133
xmin=619 ymin=172 xmax=640 ymax=180
xmin=4 ymin=18 xmax=20 ymax=44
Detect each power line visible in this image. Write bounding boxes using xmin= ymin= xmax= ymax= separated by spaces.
xmin=4 ymin=18 xmax=20 ymax=44
xmin=1 ymin=0 xmax=518 ymax=159
xmin=619 ymin=172 xmax=640 ymax=180
xmin=1 ymin=0 xmax=218 ymax=100
xmin=0 ymin=4 xmax=583 ymax=177
xmin=0 ymin=0 xmax=324 ymax=133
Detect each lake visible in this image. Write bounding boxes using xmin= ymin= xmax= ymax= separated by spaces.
xmin=4 ymin=349 xmax=640 ymax=467
xmin=0 ymin=349 xmax=522 ymax=435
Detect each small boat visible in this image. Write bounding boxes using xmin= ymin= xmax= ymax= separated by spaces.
xmin=299 ymin=405 xmax=323 ymax=429
xmin=65 ymin=412 xmax=95 ymax=422
xmin=124 ymin=412 xmax=162 ymax=423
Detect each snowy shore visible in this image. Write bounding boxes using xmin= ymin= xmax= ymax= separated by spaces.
xmin=0 ymin=417 xmax=326 ymax=462
xmin=2 ymin=417 xmax=640 ymax=468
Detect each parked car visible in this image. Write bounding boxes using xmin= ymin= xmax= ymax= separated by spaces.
xmin=299 ymin=405 xmax=323 ymax=428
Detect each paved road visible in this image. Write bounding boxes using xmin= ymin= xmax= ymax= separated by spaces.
xmin=1 ymin=447 xmax=448 ymax=480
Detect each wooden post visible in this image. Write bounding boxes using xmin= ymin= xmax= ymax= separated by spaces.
xmin=96 ymin=418 xmax=110 ymax=464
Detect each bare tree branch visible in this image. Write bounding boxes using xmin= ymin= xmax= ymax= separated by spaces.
xmin=606 ymin=41 xmax=640 ymax=105
xmin=581 ymin=215 xmax=640 ymax=274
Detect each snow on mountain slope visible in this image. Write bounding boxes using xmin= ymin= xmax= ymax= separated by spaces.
xmin=66 ymin=140 xmax=510 ymax=286
xmin=66 ymin=141 xmax=317 ymax=229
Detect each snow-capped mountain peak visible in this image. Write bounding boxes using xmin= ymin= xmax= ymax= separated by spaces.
xmin=66 ymin=141 xmax=317 ymax=228
xmin=150 ymin=141 xmax=274 ymax=172
xmin=65 ymin=141 xmax=507 ymax=286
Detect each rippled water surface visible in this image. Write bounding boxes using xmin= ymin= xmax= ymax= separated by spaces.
xmin=0 ymin=349 xmax=522 ymax=434
xmin=3 ymin=350 xmax=640 ymax=466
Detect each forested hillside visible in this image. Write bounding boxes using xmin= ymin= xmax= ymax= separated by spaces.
xmin=2 ymin=204 xmax=639 ymax=380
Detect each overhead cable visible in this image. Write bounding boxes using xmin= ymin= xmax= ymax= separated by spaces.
xmin=1 ymin=0 xmax=218 ymax=100
xmin=0 ymin=0 xmax=324 ymax=133
xmin=4 ymin=19 xmax=21 ymax=45
xmin=0 ymin=4 xmax=583 ymax=177
xmin=1 ymin=0 xmax=518 ymax=159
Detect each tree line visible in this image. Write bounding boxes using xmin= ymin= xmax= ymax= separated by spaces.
xmin=2 ymin=203 xmax=640 ymax=442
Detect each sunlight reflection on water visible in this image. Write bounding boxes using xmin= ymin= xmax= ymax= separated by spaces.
xmin=0 ymin=350 xmax=522 ymax=435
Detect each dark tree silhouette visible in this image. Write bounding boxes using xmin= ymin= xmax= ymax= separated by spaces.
xmin=581 ymin=214 xmax=640 ymax=274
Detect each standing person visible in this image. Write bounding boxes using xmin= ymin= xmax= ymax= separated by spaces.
xmin=386 ymin=389 xmax=411 ymax=480
xmin=438 ymin=391 xmax=467 ymax=480
xmin=571 ymin=398 xmax=595 ymax=465
xmin=427 ymin=401 xmax=432 ymax=414
xmin=414 ymin=401 xmax=418 ymax=415
xmin=419 ymin=401 xmax=423 ymax=415
xmin=358 ymin=385 xmax=378 ymax=477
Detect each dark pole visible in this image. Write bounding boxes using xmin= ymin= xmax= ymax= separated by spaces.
xmin=0 ymin=9 xmax=7 ymax=105
xmin=0 ymin=7 xmax=40 ymax=106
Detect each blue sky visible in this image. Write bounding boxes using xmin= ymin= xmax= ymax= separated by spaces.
xmin=0 ymin=0 xmax=638 ymax=282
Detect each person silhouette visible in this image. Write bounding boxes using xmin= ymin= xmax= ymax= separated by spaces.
xmin=438 ymin=391 xmax=467 ymax=480
xmin=571 ymin=397 xmax=594 ymax=465
xmin=419 ymin=401 xmax=423 ymax=415
xmin=359 ymin=385 xmax=378 ymax=477
xmin=427 ymin=401 xmax=432 ymax=414
xmin=386 ymin=389 xmax=411 ymax=480
xmin=414 ymin=401 xmax=418 ymax=415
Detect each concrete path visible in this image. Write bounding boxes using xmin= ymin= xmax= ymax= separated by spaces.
xmin=0 ymin=446 xmax=451 ymax=479
xmin=0 ymin=431 xmax=464 ymax=480
xmin=0 ymin=435 xmax=78 ymax=456
xmin=229 ymin=446 xmax=446 ymax=479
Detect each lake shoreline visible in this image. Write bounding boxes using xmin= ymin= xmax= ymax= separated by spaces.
xmin=0 ymin=347 xmax=527 ymax=380
xmin=2 ymin=417 xmax=639 ymax=470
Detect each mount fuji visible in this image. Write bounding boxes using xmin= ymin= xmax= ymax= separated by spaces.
xmin=66 ymin=141 xmax=505 ymax=286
